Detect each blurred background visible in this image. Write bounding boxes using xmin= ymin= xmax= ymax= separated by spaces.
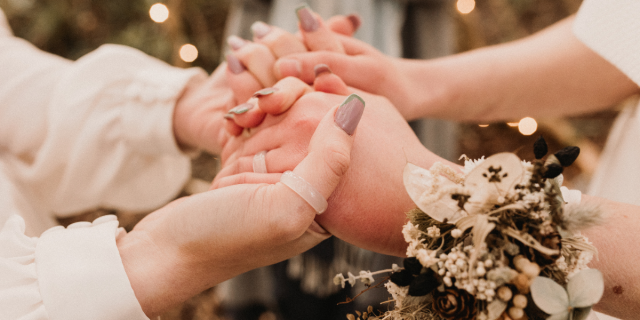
xmin=1 ymin=0 xmax=618 ymax=319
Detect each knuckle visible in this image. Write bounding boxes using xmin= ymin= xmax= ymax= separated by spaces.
xmin=322 ymin=140 xmax=351 ymax=179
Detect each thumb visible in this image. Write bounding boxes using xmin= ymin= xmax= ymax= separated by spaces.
xmin=285 ymin=94 xmax=365 ymax=207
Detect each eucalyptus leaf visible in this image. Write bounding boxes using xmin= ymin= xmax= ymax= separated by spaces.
xmin=567 ymin=269 xmax=604 ymax=308
xmin=531 ymin=276 xmax=569 ymax=315
xmin=403 ymin=163 xmax=463 ymax=223
xmin=486 ymin=299 xmax=508 ymax=320
xmin=464 ymin=153 xmax=524 ymax=194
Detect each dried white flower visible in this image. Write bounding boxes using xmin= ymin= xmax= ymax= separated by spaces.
xmin=333 ymin=273 xmax=345 ymax=288
xmin=427 ymin=225 xmax=441 ymax=238
xmin=359 ymin=271 xmax=375 ymax=285
xmin=347 ymin=272 xmax=357 ymax=286
xmin=463 ymin=156 xmax=486 ymax=175
xmin=451 ymin=228 xmax=463 ymax=238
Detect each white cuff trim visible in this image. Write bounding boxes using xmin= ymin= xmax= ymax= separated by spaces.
xmin=36 ymin=216 xmax=149 ymax=320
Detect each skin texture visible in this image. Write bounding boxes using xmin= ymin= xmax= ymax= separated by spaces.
xmin=119 ymin=92 xmax=357 ymax=317
xmin=220 ymin=13 xmax=640 ymax=318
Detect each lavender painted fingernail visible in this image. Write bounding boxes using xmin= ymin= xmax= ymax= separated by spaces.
xmin=227 ymin=35 xmax=246 ymax=50
xmin=226 ymin=54 xmax=246 ymax=74
xmin=296 ymin=5 xmax=319 ymax=32
xmin=251 ymin=21 xmax=272 ymax=39
xmin=314 ymin=64 xmax=332 ymax=77
xmin=347 ymin=14 xmax=362 ymax=31
xmin=223 ymin=113 xmax=235 ymax=120
xmin=253 ymin=87 xmax=279 ymax=97
xmin=229 ymin=103 xmax=254 ymax=114
xmin=335 ymin=94 xmax=365 ymax=135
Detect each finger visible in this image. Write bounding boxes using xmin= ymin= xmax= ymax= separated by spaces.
xmin=229 ymin=40 xmax=278 ymax=87
xmin=275 ymin=50 xmax=378 ymax=87
xmin=250 ymin=21 xmax=308 ymax=58
xmin=224 ymin=116 xmax=244 ymax=136
xmin=226 ymin=98 xmax=267 ymax=128
xmin=211 ymin=172 xmax=281 ymax=190
xmin=325 ymin=14 xmax=361 ymax=36
xmin=226 ymin=54 xmax=263 ymax=103
xmin=312 ymin=64 xmax=351 ymax=95
xmin=296 ymin=5 xmax=345 ymax=53
xmin=215 ymin=148 xmax=305 ymax=183
xmin=254 ymin=76 xmax=312 ymax=115
xmin=285 ymin=94 xmax=365 ymax=203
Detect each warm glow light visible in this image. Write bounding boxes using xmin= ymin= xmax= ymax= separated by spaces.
xmin=179 ymin=44 xmax=198 ymax=62
xmin=518 ymin=117 xmax=538 ymax=135
xmin=478 ymin=124 xmax=489 ymax=128
xmin=457 ymin=0 xmax=475 ymax=14
xmin=507 ymin=122 xmax=519 ymax=127
xmin=149 ymin=3 xmax=169 ymax=23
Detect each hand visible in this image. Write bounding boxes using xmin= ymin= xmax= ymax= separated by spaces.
xmin=172 ymin=64 xmax=235 ymax=155
xmin=215 ymin=72 xmax=458 ymax=256
xmin=118 ymin=93 xmax=360 ymax=317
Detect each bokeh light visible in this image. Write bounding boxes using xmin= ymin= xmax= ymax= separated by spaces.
xmin=457 ymin=0 xmax=476 ymax=14
xmin=518 ymin=117 xmax=538 ymax=135
xmin=179 ymin=44 xmax=198 ymax=62
xmin=478 ymin=124 xmax=489 ymax=128
xmin=149 ymin=3 xmax=169 ymax=23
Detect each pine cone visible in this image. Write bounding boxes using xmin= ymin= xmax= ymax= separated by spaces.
xmin=433 ymin=288 xmax=477 ymax=320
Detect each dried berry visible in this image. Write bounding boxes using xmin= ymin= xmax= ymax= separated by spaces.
xmin=408 ymin=269 xmax=439 ymax=296
xmin=533 ymin=136 xmax=548 ymax=159
xmin=404 ymin=257 xmax=423 ymax=275
xmin=389 ymin=269 xmax=413 ymax=287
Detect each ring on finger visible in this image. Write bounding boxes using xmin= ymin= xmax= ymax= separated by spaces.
xmin=280 ymin=171 xmax=328 ymax=215
xmin=253 ymin=151 xmax=268 ymax=173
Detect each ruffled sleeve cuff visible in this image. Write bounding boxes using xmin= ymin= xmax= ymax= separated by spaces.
xmin=573 ymin=0 xmax=640 ymax=86
xmin=0 ymin=215 xmax=149 ymax=320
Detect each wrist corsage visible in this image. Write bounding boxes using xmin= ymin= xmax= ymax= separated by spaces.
xmin=335 ymin=137 xmax=603 ymax=320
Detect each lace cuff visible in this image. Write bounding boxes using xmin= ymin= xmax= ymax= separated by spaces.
xmin=0 ymin=215 xmax=149 ymax=320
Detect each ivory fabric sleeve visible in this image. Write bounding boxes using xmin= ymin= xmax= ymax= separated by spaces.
xmin=0 ymin=7 xmax=207 ymax=319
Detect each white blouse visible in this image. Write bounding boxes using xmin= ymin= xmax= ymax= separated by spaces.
xmin=574 ymin=1 xmax=640 ymax=320
xmin=0 ymin=7 xmax=207 ymax=319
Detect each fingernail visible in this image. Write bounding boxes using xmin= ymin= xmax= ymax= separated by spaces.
xmin=276 ymin=58 xmax=302 ymax=78
xmin=347 ymin=14 xmax=361 ymax=31
xmin=226 ymin=54 xmax=246 ymax=74
xmin=229 ymin=103 xmax=254 ymax=114
xmin=314 ymin=64 xmax=332 ymax=77
xmin=223 ymin=113 xmax=235 ymax=120
xmin=227 ymin=35 xmax=246 ymax=50
xmin=335 ymin=94 xmax=365 ymax=135
xmin=253 ymin=87 xmax=279 ymax=97
xmin=251 ymin=21 xmax=272 ymax=39
xmin=296 ymin=5 xmax=319 ymax=32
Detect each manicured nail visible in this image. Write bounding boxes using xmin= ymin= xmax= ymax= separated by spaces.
xmin=223 ymin=113 xmax=235 ymax=120
xmin=227 ymin=35 xmax=246 ymax=50
xmin=251 ymin=21 xmax=272 ymax=39
xmin=253 ymin=87 xmax=279 ymax=97
xmin=276 ymin=58 xmax=302 ymax=78
xmin=226 ymin=54 xmax=245 ymax=74
xmin=229 ymin=103 xmax=254 ymax=114
xmin=347 ymin=14 xmax=361 ymax=31
xmin=314 ymin=64 xmax=332 ymax=77
xmin=335 ymin=94 xmax=365 ymax=135
xmin=296 ymin=5 xmax=319 ymax=32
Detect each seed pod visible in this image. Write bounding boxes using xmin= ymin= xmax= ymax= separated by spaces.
xmin=533 ymin=136 xmax=548 ymax=159
xmin=513 ymin=294 xmax=528 ymax=309
xmin=404 ymin=257 xmax=423 ymax=275
xmin=554 ymin=146 xmax=580 ymax=167
xmin=508 ymin=307 xmax=524 ymax=319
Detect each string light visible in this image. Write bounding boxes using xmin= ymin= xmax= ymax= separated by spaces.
xmin=507 ymin=122 xmax=519 ymax=127
xmin=518 ymin=117 xmax=537 ymax=135
xmin=457 ymin=0 xmax=476 ymax=14
xmin=149 ymin=3 xmax=169 ymax=23
xmin=478 ymin=124 xmax=489 ymax=128
xmin=179 ymin=44 xmax=198 ymax=62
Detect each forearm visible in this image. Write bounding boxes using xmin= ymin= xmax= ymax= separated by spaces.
xmin=581 ymin=195 xmax=640 ymax=319
xmin=399 ymin=16 xmax=639 ymax=122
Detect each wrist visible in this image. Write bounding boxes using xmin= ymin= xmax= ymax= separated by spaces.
xmin=394 ymin=58 xmax=453 ymax=121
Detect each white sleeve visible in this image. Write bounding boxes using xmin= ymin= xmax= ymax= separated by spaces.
xmin=573 ymin=0 xmax=640 ymax=86
xmin=0 ymin=9 xmax=208 ymax=218
xmin=0 ymin=214 xmax=149 ymax=320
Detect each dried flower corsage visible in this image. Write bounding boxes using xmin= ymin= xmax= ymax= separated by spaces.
xmin=334 ymin=137 xmax=604 ymax=320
